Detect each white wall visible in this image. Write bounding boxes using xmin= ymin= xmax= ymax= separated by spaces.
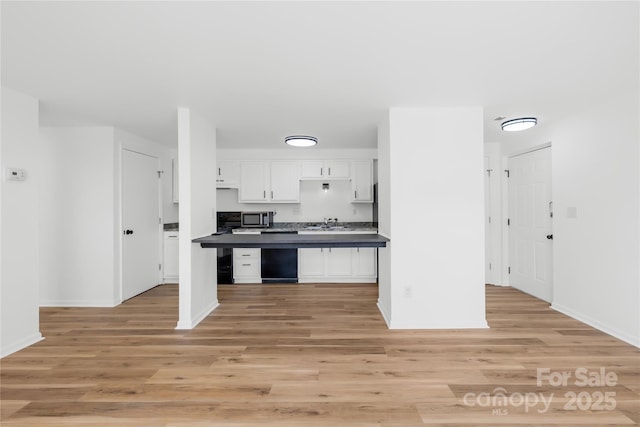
xmin=376 ymin=115 xmax=391 ymax=322
xmin=177 ymin=108 xmax=218 ymax=329
xmin=378 ymin=107 xmax=487 ymax=329
xmin=545 ymin=92 xmax=637 ymax=346
xmin=494 ymin=91 xmax=639 ymax=346
xmin=39 ymin=127 xmax=118 ymax=306
xmin=1 ymin=87 xmax=43 ymax=357
xmin=39 ymin=127 xmax=171 ymax=307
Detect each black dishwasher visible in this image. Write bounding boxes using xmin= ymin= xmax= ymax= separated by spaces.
xmin=261 ymin=230 xmax=298 ymax=283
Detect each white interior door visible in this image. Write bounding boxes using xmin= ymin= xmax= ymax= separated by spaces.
xmin=508 ymin=147 xmax=553 ymax=302
xmin=123 ymin=149 xmax=161 ymax=301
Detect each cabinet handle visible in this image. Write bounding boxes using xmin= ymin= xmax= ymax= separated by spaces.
xmin=168 ymin=235 xmax=178 ymax=238
xmin=354 ymin=190 xmax=357 ymax=198
xmin=242 ymin=263 xmax=251 ymax=266
xmin=320 ymin=167 xmax=323 ymax=176
xmin=271 ymin=190 xmax=274 ymax=199
xmin=242 ymin=254 xmax=251 ymax=257
xmin=328 ymin=167 xmax=331 ymax=176
xmin=218 ymin=167 xmax=221 ymax=176
xmin=263 ymin=190 xmax=266 ymax=199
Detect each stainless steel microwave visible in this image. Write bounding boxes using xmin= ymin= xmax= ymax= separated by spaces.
xmin=240 ymin=211 xmax=274 ymax=228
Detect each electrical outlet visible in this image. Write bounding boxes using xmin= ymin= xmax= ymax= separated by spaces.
xmin=403 ymin=285 xmax=412 ymax=298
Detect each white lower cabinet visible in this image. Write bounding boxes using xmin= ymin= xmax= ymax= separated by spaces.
xmin=352 ymin=247 xmax=377 ymax=278
xmin=326 ymin=248 xmax=353 ymax=278
xmin=233 ymin=248 xmax=261 ymax=283
xmin=298 ymin=247 xmax=377 ymax=283
xmin=163 ymin=231 xmax=179 ymax=283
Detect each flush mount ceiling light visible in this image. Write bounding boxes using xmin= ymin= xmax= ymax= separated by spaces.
xmin=284 ymin=135 xmax=317 ymax=147
xmin=501 ymin=117 xmax=537 ymax=132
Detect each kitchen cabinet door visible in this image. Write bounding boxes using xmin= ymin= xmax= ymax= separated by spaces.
xmin=352 ymin=247 xmax=377 ymax=278
xmin=239 ymin=161 xmax=268 ymax=203
xmin=326 ymin=248 xmax=352 ymax=277
xmin=270 ymin=160 xmax=300 ymax=202
xmin=351 ymin=160 xmax=373 ymax=202
xmin=298 ymin=248 xmax=325 ymax=278
xmin=300 ymin=160 xmax=324 ymax=179
xmin=216 ymin=160 xmax=239 ymax=188
xmin=300 ymin=160 xmax=350 ymax=180
xmin=324 ymin=160 xmax=350 ymax=179
xmin=163 ymin=231 xmax=179 ymax=282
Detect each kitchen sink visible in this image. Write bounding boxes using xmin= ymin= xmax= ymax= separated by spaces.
xmin=303 ymin=226 xmax=324 ymax=230
xmin=303 ymin=225 xmax=349 ymax=231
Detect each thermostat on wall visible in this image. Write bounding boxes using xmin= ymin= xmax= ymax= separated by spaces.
xmin=5 ymin=167 xmax=27 ymax=181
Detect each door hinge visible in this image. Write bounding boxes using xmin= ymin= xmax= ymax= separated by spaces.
xmin=507 ymin=218 xmax=510 ymax=226
xmin=504 ymin=169 xmax=510 ymax=178
xmin=488 ymin=216 xmax=492 ymax=224
xmin=489 ymin=263 xmax=492 ymax=270
xmin=159 ymin=263 xmax=162 ymax=271
xmin=508 ymin=266 xmax=511 ymax=274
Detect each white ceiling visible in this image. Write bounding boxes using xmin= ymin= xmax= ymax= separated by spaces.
xmin=2 ymin=1 xmax=638 ymax=149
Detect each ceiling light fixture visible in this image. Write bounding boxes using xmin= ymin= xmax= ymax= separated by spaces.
xmin=284 ymin=135 xmax=317 ymax=147
xmin=501 ymin=117 xmax=537 ymax=132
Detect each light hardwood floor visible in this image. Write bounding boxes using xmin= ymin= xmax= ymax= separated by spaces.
xmin=1 ymin=284 xmax=638 ymax=426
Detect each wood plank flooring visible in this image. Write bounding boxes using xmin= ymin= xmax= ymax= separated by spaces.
xmin=1 ymin=284 xmax=638 ymax=426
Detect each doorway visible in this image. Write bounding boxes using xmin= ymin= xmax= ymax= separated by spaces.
xmin=508 ymin=146 xmax=553 ymax=302
xmin=122 ymin=149 xmax=162 ymax=301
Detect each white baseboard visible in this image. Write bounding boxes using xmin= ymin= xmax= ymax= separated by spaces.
xmin=175 ymin=299 xmax=220 ymax=330
xmin=300 ymin=278 xmax=377 ymax=284
xmin=39 ymin=299 xmax=118 ymax=308
xmin=1 ymin=332 xmax=44 ymax=358
xmin=551 ymin=302 xmax=640 ymax=348
xmin=377 ymin=299 xmax=391 ymax=327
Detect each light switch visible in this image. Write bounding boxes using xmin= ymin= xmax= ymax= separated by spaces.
xmin=5 ymin=167 xmax=27 ymax=181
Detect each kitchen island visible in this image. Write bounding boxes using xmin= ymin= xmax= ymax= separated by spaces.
xmin=193 ymin=232 xmax=389 ymax=249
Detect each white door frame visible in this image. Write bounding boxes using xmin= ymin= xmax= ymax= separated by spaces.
xmin=119 ymin=147 xmax=163 ymax=303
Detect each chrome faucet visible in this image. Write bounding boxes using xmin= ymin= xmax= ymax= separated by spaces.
xmin=323 ymin=217 xmax=338 ymax=228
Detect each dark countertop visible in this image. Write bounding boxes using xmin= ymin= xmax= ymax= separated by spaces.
xmin=192 ymin=233 xmax=389 ymax=249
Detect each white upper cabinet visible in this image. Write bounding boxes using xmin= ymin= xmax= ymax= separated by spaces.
xmin=270 ymin=160 xmax=300 ymax=202
xmin=300 ymin=160 xmax=350 ymax=180
xmin=351 ymin=160 xmax=373 ymax=202
xmin=238 ymin=160 xmax=300 ymax=203
xmin=216 ymin=160 xmax=239 ymax=188
xmin=239 ymin=160 xmax=269 ymax=202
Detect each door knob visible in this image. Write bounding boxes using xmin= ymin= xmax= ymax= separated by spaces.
xmin=546 ymin=234 xmax=553 ymax=240
xmin=124 ymin=229 xmax=134 ymax=235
